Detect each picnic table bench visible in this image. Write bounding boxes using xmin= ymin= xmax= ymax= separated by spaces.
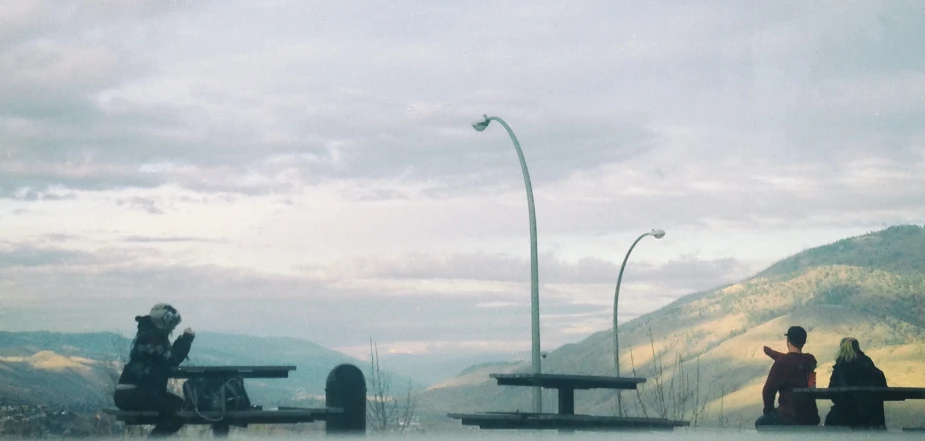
xmin=792 ymin=386 xmax=925 ymax=401
xmin=106 ymin=365 xmax=342 ymax=437
xmin=448 ymin=412 xmax=688 ymax=431
xmin=168 ymin=365 xmax=298 ymax=379
xmin=785 ymin=386 xmax=925 ymax=432
xmin=103 ymin=407 xmax=339 ymax=426
xmin=448 ymin=373 xmax=689 ymax=431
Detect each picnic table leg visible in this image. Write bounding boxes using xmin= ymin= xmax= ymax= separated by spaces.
xmin=558 ymin=388 xmax=575 ymax=415
xmin=556 ymin=388 xmax=576 ymax=435
xmin=212 ymin=423 xmax=229 ymax=438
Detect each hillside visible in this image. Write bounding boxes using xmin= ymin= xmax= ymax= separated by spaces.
xmin=418 ymin=225 xmax=925 ymax=429
xmin=0 ymin=351 xmax=117 ymax=411
xmin=0 ymin=331 xmax=417 ymax=409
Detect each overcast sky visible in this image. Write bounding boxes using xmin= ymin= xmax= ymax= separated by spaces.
xmin=1 ymin=0 xmax=923 ymax=359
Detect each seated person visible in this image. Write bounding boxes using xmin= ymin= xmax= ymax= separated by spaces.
xmin=755 ymin=326 xmax=820 ymax=428
xmin=114 ymin=303 xmax=195 ymax=438
xmin=824 ymin=337 xmax=887 ymax=429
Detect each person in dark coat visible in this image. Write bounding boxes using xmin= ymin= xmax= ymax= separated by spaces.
xmin=824 ymin=337 xmax=887 ymax=429
xmin=755 ymin=326 xmax=820 ymax=428
xmin=114 ymin=303 xmax=195 ymax=438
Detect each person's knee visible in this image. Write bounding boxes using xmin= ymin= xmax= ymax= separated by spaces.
xmin=165 ymin=394 xmax=185 ymax=412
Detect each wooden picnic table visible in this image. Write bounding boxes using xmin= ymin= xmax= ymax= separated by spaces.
xmin=448 ymin=373 xmax=688 ymax=431
xmin=792 ymin=386 xmax=925 ymax=401
xmin=103 ymin=407 xmax=339 ymax=426
xmin=791 ymin=387 xmax=925 ymax=432
xmin=169 ymin=365 xmax=296 ymax=379
xmin=448 ymin=412 xmax=688 ymax=431
xmin=109 ymin=365 xmax=339 ymax=437
xmin=490 ymin=373 xmax=646 ymax=415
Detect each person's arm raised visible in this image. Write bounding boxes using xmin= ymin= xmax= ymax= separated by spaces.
xmin=169 ymin=328 xmax=195 ymax=366
xmin=763 ymin=346 xmax=784 ymax=360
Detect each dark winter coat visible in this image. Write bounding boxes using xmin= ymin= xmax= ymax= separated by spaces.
xmin=826 ymin=353 xmax=887 ymax=428
xmin=117 ymin=315 xmax=194 ymax=392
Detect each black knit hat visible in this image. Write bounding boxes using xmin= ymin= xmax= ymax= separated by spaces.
xmin=784 ymin=326 xmax=807 ymax=348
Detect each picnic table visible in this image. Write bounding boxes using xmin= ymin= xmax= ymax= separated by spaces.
xmin=792 ymin=386 xmax=925 ymax=431
xmin=792 ymin=386 xmax=925 ymax=401
xmin=448 ymin=373 xmax=689 ymax=431
xmin=169 ymin=365 xmax=297 ymax=379
xmin=491 ymin=373 xmax=646 ymax=415
xmin=105 ymin=365 xmax=341 ymax=437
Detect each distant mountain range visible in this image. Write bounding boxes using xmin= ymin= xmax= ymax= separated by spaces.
xmin=0 ymin=331 xmax=418 ymax=408
xmin=379 ymin=351 xmax=527 ymax=387
xmin=4 ymin=225 xmax=925 ymax=430
xmin=418 ymin=225 xmax=925 ymax=429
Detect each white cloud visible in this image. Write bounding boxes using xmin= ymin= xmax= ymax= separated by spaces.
xmin=1 ymin=0 xmax=923 ymax=354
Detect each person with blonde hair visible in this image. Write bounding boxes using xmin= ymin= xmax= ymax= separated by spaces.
xmin=824 ymin=337 xmax=887 ymax=429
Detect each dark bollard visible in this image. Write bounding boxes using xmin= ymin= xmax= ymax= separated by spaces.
xmin=326 ymin=364 xmax=366 ymax=435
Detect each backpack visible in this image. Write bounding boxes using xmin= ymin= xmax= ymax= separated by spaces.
xmin=183 ymin=375 xmax=252 ymax=412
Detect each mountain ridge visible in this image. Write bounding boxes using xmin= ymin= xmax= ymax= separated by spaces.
xmin=418 ymin=224 xmax=925 ymax=429
xmin=0 ymin=330 xmax=420 ymax=408
xmin=3 ymin=225 xmax=924 ymax=429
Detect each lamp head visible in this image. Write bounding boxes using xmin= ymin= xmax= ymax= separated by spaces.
xmin=471 ymin=114 xmax=491 ymax=132
xmin=651 ymin=229 xmax=666 ymax=239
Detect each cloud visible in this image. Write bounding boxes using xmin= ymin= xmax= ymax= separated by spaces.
xmin=0 ymin=243 xmax=97 ymax=269
xmin=0 ymin=242 xmax=742 ymax=351
xmin=120 ymin=235 xmax=221 ymax=244
xmin=116 ymin=196 xmax=164 ymax=215
xmin=1 ymin=0 xmax=923 ymax=356
xmin=318 ymin=251 xmax=747 ymax=290
xmin=1 ymin=0 xmax=918 ymax=200
xmin=2 ymin=187 xmax=77 ymax=201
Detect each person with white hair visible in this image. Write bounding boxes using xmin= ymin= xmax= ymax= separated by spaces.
xmin=114 ymin=303 xmax=195 ymax=438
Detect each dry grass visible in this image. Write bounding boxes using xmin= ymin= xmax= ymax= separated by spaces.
xmin=0 ymin=351 xmax=93 ymax=372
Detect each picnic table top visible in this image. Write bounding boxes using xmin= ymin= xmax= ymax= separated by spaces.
xmin=792 ymin=387 xmax=925 ymax=401
xmin=104 ymin=406 xmax=338 ymax=425
xmin=489 ymin=373 xmax=646 ymax=390
xmin=448 ymin=412 xmax=688 ymax=431
xmin=169 ymin=365 xmax=296 ymax=379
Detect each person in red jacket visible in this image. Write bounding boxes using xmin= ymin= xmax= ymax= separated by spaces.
xmin=755 ymin=326 xmax=820 ymax=428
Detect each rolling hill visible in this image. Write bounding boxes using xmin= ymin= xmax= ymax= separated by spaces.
xmin=418 ymin=225 xmax=925 ymax=429
xmin=0 ymin=331 xmax=418 ymax=409
xmin=3 ymin=225 xmax=924 ymax=430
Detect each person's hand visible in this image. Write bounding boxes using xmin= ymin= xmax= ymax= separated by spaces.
xmin=183 ymin=327 xmax=195 ymax=336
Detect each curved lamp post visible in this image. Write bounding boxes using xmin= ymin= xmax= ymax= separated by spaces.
xmin=472 ymin=114 xmax=542 ymax=413
xmin=613 ymin=228 xmax=665 ymax=416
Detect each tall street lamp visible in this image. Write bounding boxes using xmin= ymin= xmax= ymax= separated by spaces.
xmin=613 ymin=228 xmax=665 ymax=416
xmin=472 ymin=114 xmax=542 ymax=413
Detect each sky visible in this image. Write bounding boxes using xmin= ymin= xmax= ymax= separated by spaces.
xmin=1 ymin=0 xmax=923 ymax=360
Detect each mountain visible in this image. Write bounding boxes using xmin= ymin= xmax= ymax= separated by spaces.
xmin=0 ymin=331 xmax=419 ymax=409
xmin=379 ymin=351 xmax=527 ymax=386
xmin=0 ymin=350 xmax=118 ymax=411
xmin=183 ymin=332 xmax=367 ymax=402
xmin=418 ymin=225 xmax=925 ymax=429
